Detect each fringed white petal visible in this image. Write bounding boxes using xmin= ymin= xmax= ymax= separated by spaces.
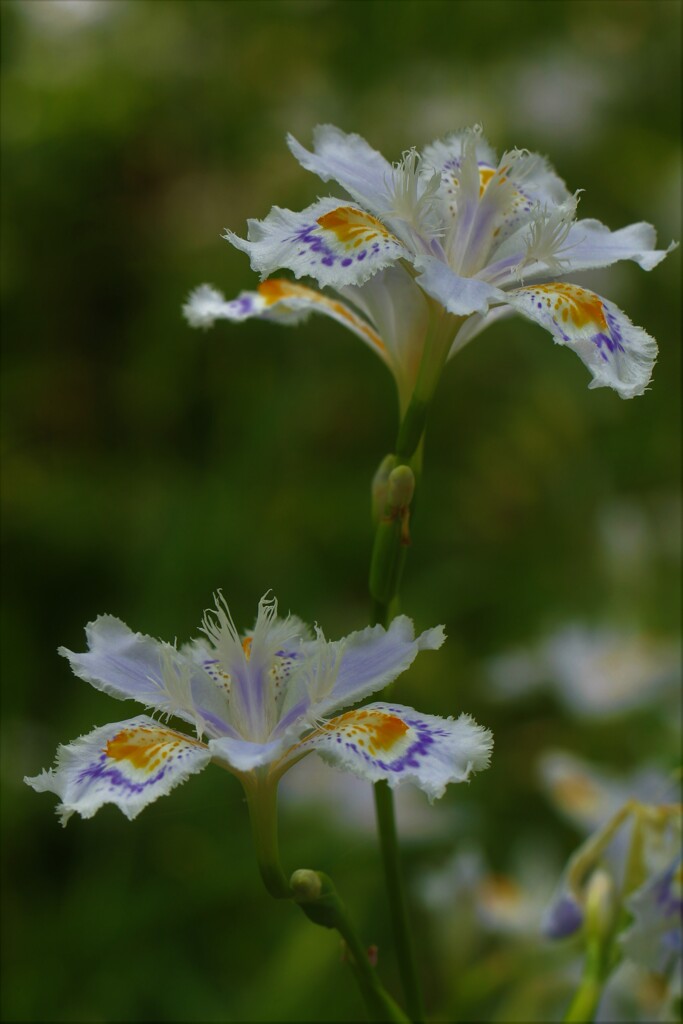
xmin=291 ymin=703 xmax=492 ymax=801
xmin=226 ymin=197 xmax=410 ymax=289
xmin=25 ymin=716 xmax=211 ymax=825
xmin=505 ymin=283 xmax=657 ymax=398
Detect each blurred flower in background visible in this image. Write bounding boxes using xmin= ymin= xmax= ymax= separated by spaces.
xmin=487 ymin=624 xmax=681 ymax=718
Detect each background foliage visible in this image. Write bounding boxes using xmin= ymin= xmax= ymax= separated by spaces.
xmin=1 ymin=1 xmax=680 ymax=1020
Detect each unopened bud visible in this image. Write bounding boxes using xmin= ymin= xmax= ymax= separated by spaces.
xmin=585 ymin=869 xmax=617 ymax=941
xmin=387 ymin=465 xmax=415 ymax=510
xmin=290 ymin=868 xmax=323 ymax=903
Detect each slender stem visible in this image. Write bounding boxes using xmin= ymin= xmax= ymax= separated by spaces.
xmin=244 ymin=776 xmax=410 ymax=1021
xmin=563 ymin=936 xmax=610 ymax=1023
xmin=366 ymin=310 xmax=460 ymax=1020
xmin=293 ymin=870 xmax=410 ymax=1023
xmin=373 ymin=781 xmax=425 ymax=1023
xmin=244 ymin=776 xmax=291 ymax=899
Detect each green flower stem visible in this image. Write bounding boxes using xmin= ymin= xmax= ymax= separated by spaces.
xmin=244 ymin=775 xmax=291 ymax=900
xmin=395 ymin=397 xmax=430 ymax=463
xmin=373 ymin=780 xmax=424 ymax=1024
xmin=369 ymin=515 xmax=406 ymax=609
xmin=244 ymin=777 xmax=409 ymax=1022
xmin=367 ymin=309 xmax=463 ymax=1021
xmin=563 ymin=935 xmax=611 ymax=1023
xmin=293 ymin=870 xmax=410 ymax=1023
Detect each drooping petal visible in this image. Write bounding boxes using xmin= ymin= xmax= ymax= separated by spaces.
xmin=505 ymin=283 xmax=657 ymax=398
xmin=413 ymin=255 xmax=505 ymax=316
xmin=226 ymin=196 xmax=410 ymax=289
xmin=290 ymin=703 xmax=492 ymax=800
xmin=59 ymin=616 xmax=235 ymax=739
xmin=24 ymin=716 xmax=211 ymax=825
xmin=183 ymin=279 xmax=388 ymax=362
xmin=556 ymin=219 xmax=677 ymax=273
xmin=287 ymin=125 xmax=394 ymax=218
xmin=274 ymin=616 xmax=446 ymax=737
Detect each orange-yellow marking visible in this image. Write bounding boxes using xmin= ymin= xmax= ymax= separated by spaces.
xmin=257 ymin=279 xmax=385 ymax=353
xmin=242 ymin=636 xmax=253 ymax=660
xmin=478 ymin=166 xmax=496 ymax=196
xmin=105 ymin=726 xmax=204 ymax=773
xmin=316 ymin=206 xmax=396 ymax=247
xmin=532 ymin=283 xmax=607 ymax=330
xmin=324 ymin=709 xmax=410 ymax=755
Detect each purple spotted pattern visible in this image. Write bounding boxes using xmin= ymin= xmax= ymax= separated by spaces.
xmin=290 ymin=223 xmax=380 ymax=270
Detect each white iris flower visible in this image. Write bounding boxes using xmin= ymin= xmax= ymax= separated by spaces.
xmin=26 ymin=593 xmax=492 ymax=825
xmin=184 ymin=125 xmax=675 ymax=407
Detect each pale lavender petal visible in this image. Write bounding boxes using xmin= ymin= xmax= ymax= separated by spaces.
xmin=272 ymin=617 xmax=445 ymax=739
xmin=325 ymin=617 xmax=446 ymax=711
xmin=59 ymin=616 xmax=235 ymax=738
xmin=413 ymin=255 xmax=506 ymax=316
xmin=558 ymin=219 xmax=677 ymax=273
xmin=287 ymin=125 xmax=394 ymax=217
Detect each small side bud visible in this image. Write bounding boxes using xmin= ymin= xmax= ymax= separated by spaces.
xmin=387 ymin=465 xmax=415 ymax=510
xmin=290 ymin=868 xmax=323 ymax=902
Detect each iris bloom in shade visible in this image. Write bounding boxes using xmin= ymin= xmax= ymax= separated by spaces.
xmin=184 ymin=124 xmax=675 ymax=405
xmin=540 ymin=753 xmax=682 ymax=945
xmin=25 ymin=594 xmax=492 ymax=825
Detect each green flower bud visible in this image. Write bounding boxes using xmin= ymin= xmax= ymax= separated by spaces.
xmin=387 ymin=465 xmax=415 ymax=511
xmin=290 ymin=868 xmax=323 ymax=902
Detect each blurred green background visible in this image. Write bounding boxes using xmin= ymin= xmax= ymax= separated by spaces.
xmin=1 ymin=1 xmax=680 ymax=1020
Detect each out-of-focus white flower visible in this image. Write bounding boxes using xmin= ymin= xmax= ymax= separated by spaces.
xmin=539 ymin=750 xmax=671 ymax=834
xmin=421 ymin=845 xmax=561 ymax=938
xmin=488 ymin=624 xmax=680 ymax=718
